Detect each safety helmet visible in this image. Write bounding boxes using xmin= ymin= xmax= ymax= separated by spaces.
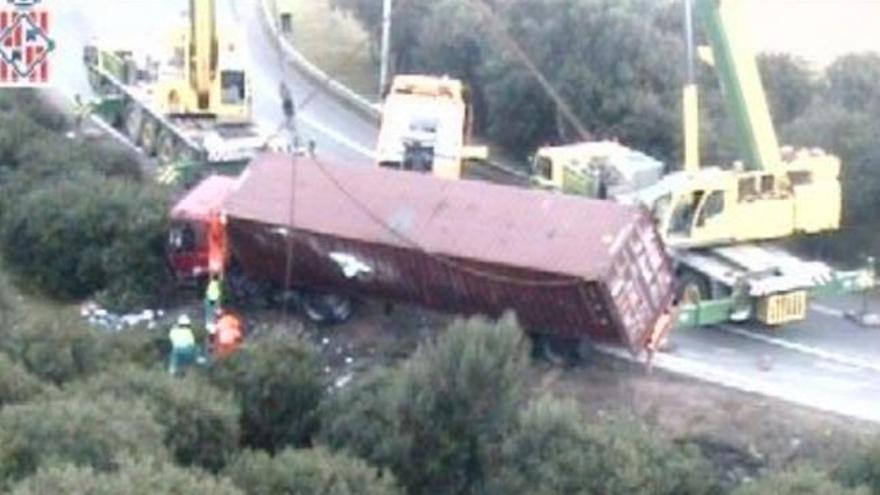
xmin=177 ymin=314 xmax=191 ymax=326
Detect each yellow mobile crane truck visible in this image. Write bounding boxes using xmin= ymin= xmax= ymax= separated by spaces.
xmin=531 ymin=0 xmax=873 ymax=328
xmin=82 ymin=0 xmax=277 ymax=185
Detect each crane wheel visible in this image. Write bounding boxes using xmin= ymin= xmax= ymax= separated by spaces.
xmin=124 ymin=105 xmax=143 ymax=142
xmin=157 ymin=132 xmax=178 ymax=165
xmin=301 ymin=292 xmax=355 ymax=325
xmin=140 ymin=119 xmax=159 ymax=156
xmin=677 ymin=271 xmax=710 ymax=306
xmin=531 ymin=334 xmax=589 ymax=367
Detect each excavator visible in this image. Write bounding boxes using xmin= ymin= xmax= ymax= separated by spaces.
xmin=532 ymin=0 xmax=872 ymax=327
xmin=82 ymin=0 xmax=275 ymax=185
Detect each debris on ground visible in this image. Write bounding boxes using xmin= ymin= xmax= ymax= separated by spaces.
xmin=80 ymin=302 xmax=164 ymax=331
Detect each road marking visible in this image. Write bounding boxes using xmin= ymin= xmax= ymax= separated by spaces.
xmin=811 ymin=303 xmax=846 ymax=318
xmin=298 ymin=114 xmax=375 ymax=159
xmin=596 ymin=344 xmax=880 ymax=424
xmin=718 ymin=324 xmax=880 ymax=375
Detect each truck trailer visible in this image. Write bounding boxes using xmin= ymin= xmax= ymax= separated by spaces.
xmin=169 ymin=153 xmax=678 ymax=358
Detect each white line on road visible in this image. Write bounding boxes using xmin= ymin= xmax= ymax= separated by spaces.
xmin=596 ymin=345 xmax=880 ymax=424
xmin=298 ymin=114 xmax=375 ymax=160
xmin=718 ymin=324 xmax=880 ymax=375
xmin=811 ymin=303 xmax=846 ymax=318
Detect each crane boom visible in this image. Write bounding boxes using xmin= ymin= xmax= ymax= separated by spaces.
xmin=696 ymin=0 xmax=780 ymax=171
xmin=189 ymin=0 xmax=218 ymax=110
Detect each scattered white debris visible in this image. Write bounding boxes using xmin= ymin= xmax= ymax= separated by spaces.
xmin=80 ymin=302 xmax=161 ymax=332
xmin=345 ymin=356 xmax=354 ymax=365
xmin=322 ymin=337 xmax=330 ymax=346
xmin=334 ymin=373 xmax=353 ymax=389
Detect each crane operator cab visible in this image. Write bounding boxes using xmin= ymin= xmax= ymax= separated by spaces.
xmin=621 ymin=149 xmax=842 ymax=249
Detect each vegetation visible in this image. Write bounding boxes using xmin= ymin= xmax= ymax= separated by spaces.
xmin=0 ymin=90 xmax=163 ymax=311
xmin=226 ymin=447 xmax=402 ymax=495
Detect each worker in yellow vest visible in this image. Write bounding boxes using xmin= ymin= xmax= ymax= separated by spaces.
xmin=168 ymin=314 xmax=196 ymax=376
xmin=204 ymin=274 xmax=222 ymax=331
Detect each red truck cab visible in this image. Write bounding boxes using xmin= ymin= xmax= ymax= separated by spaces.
xmin=167 ymin=175 xmax=237 ymax=283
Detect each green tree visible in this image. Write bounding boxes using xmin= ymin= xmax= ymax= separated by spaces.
xmin=209 ymin=334 xmax=325 ymax=452
xmin=825 ymin=53 xmax=880 ymax=114
xmin=226 ymin=447 xmax=402 ymax=495
xmin=9 ymin=460 xmax=244 ymax=495
xmin=733 ymin=468 xmax=869 ymax=495
xmin=758 ymin=53 xmax=818 ymax=128
xmin=68 ymin=367 xmax=241 ymax=472
xmin=0 ymin=353 xmax=48 ymax=407
xmin=488 ymin=397 xmax=714 ymax=495
xmin=0 ymin=395 xmax=167 ymax=486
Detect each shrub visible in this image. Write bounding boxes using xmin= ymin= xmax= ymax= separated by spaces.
xmin=320 ymin=315 xmax=529 ymax=495
xmin=0 ymin=394 xmax=167 ymax=486
xmin=836 ymin=441 xmax=880 ymax=494
xmin=226 ymin=447 xmax=402 ymax=495
xmin=68 ymin=367 xmax=240 ymax=471
xmin=734 ymin=468 xmax=869 ymax=495
xmin=9 ymin=459 xmax=244 ymax=495
xmin=210 ymin=334 xmax=325 ymax=451
xmin=0 ymin=353 xmax=48 ymax=407
xmin=488 ymin=397 xmax=714 ymax=495
xmin=0 ymin=172 xmax=168 ymax=311
xmin=0 ymin=309 xmax=103 ymax=385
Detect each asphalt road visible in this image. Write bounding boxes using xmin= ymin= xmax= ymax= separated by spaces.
xmin=51 ymin=0 xmax=378 ymax=166
xmin=50 ymin=1 xmax=880 ymax=423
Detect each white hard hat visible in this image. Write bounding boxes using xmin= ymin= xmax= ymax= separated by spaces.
xmin=178 ymin=314 xmax=191 ymax=326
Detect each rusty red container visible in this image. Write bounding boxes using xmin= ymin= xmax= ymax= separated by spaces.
xmin=223 ymin=153 xmax=676 ymax=353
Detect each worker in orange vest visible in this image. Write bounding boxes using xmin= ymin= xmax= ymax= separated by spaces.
xmin=213 ymin=311 xmax=244 ymax=359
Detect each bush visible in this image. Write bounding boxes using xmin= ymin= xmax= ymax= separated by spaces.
xmin=321 ymin=315 xmax=529 ymax=495
xmin=0 ymin=309 xmax=103 ymax=385
xmin=68 ymin=367 xmax=240 ymax=471
xmin=318 ymin=369 xmax=398 ymax=468
xmin=733 ymin=468 xmax=869 ymax=495
xmin=0 ymin=172 xmax=169 ymax=311
xmin=836 ymin=441 xmax=880 ymax=494
xmin=488 ymin=397 xmax=714 ymax=495
xmin=226 ymin=447 xmax=402 ymax=495
xmin=0 ymin=353 xmax=48 ymax=407
xmin=9 ymin=459 xmax=244 ymax=495
xmin=0 ymin=394 xmax=168 ymax=486
xmin=210 ymin=334 xmax=325 ymax=451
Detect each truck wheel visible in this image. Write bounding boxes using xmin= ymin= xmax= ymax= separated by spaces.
xmin=140 ymin=118 xmax=159 ymax=156
xmin=302 ymin=292 xmax=354 ymax=325
xmin=677 ymin=271 xmax=710 ymax=305
xmin=532 ymin=334 xmax=587 ymax=367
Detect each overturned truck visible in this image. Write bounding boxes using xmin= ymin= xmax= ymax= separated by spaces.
xmin=168 ymin=153 xmax=678 ymax=358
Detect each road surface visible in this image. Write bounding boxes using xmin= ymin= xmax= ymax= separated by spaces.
xmin=50 ymin=1 xmax=880 ymax=423
xmin=51 ymin=0 xmax=378 ymax=165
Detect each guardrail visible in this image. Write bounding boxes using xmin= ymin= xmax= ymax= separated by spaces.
xmin=259 ymin=0 xmax=382 ymax=123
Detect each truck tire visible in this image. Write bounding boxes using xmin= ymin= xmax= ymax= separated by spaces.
xmin=301 ymin=292 xmax=354 ymax=325
xmin=532 ymin=333 xmax=589 ymax=367
xmin=677 ymin=270 xmax=710 ymax=305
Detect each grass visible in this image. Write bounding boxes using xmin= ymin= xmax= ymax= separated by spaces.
xmin=273 ymin=0 xmax=379 ymax=101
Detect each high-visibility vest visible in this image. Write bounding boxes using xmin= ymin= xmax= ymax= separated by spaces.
xmin=169 ymin=325 xmax=195 ymax=349
xmin=206 ymin=279 xmax=222 ymax=303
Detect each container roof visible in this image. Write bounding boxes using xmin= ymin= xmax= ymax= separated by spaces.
xmin=171 ymin=175 xmax=238 ymax=221
xmin=224 ymin=154 xmax=646 ymax=279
